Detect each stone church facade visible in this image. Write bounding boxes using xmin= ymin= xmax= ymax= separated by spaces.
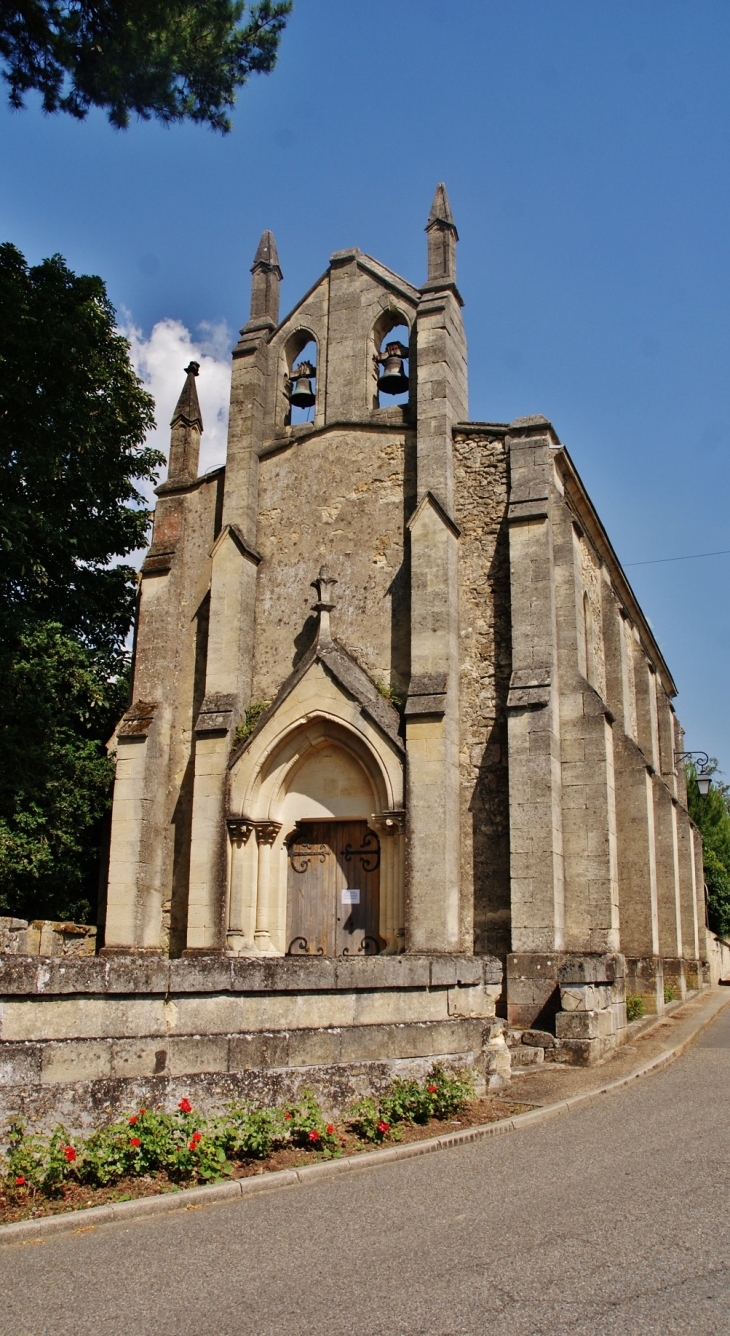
xmin=0 ymin=187 xmax=708 ymax=1126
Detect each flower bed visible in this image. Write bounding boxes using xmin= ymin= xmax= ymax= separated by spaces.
xmin=0 ymin=1066 xmax=532 ymax=1226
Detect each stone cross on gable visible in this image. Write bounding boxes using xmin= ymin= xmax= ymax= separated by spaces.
xmin=311 ymin=565 xmax=337 ymax=642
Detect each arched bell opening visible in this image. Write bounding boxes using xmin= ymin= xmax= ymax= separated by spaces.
xmin=283 ymin=329 xmax=318 ymax=426
xmin=225 ymin=718 xmax=405 ymax=959
xmin=371 ymin=311 xmax=411 ymax=409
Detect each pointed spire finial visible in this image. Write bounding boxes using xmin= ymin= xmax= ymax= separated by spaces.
xmin=426 ymin=183 xmax=457 ymax=233
xmin=166 ymin=362 xmax=203 ymax=482
xmin=311 ymin=565 xmax=337 ymax=644
xmin=251 ymin=229 xmax=282 ymax=275
xmin=246 ymin=228 xmax=283 ymax=330
xmin=170 ymin=360 xmax=203 ymax=432
xmin=424 ymin=183 xmax=459 ymax=288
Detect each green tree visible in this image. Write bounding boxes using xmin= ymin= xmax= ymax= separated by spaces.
xmin=0 ymin=0 xmax=291 ymax=131
xmin=0 ymin=244 xmax=163 ymax=922
xmin=686 ymin=762 xmax=730 ymax=940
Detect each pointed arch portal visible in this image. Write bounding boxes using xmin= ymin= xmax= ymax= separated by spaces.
xmin=224 ymin=658 xmax=405 ymax=957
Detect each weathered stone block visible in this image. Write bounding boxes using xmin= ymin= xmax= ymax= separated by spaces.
xmin=106 ymin=955 xmax=171 ymax=994
xmin=339 ymin=1024 xmax=398 ymax=1063
xmin=447 ymin=983 xmax=493 ymax=1018
xmin=287 ymin=1028 xmax=343 ymax=1067
xmin=557 ymin=953 xmax=625 ymax=985
xmin=557 ymin=1035 xmax=617 ymax=1066
xmin=522 ymin=1029 xmax=557 ymax=1049
xmin=555 ymin=1009 xmax=615 ymax=1040
xmin=0 ymin=1042 xmax=43 ymax=1086
xmin=229 ymin=1031 xmax=289 ymax=1072
xmin=111 ymin=1039 xmax=170 ymax=1078
xmin=165 ymin=1035 xmax=230 ymax=1076
xmin=169 ymin=956 xmax=232 ymax=993
xmin=41 ymin=1040 xmax=113 ymax=1084
xmin=560 ymin=983 xmax=611 ymax=1012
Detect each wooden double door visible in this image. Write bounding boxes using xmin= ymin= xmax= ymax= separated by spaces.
xmin=286 ymin=820 xmax=381 ymax=956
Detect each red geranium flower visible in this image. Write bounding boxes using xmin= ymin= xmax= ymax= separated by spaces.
xmin=129 ymin=1115 xmax=138 ymax=1125
xmin=188 ymin=1140 xmax=197 ymax=1151
xmin=377 ymin=1121 xmax=390 ymax=1134
xmin=308 ymin=1129 xmax=320 ymax=1142
xmin=428 ymin=1085 xmax=437 ymax=1093
xmin=192 ymin=1131 xmax=201 ymax=1144
xmin=178 ymin=1098 xmax=192 ymax=1113
xmin=64 ymin=1146 xmax=76 ymax=1162
xmin=284 ymin=1112 xmax=292 ymax=1120
xmin=326 ymin=1124 xmax=334 ymax=1135
xmin=15 ymin=1176 xmax=25 ymax=1186
xmin=139 ymin=1108 xmax=147 ymax=1116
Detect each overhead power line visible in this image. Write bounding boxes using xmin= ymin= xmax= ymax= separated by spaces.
xmin=624 ymin=549 xmax=730 ymax=568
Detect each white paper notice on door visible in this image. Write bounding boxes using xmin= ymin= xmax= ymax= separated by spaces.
xmin=341 ymin=888 xmax=360 ymax=904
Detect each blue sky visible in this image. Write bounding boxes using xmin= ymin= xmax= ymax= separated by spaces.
xmin=2 ymin=0 xmax=729 ymax=770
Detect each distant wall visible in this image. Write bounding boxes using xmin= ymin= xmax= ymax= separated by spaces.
xmin=0 ymin=918 xmax=96 ymax=957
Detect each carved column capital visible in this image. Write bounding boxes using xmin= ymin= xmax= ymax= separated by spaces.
xmin=254 ymin=820 xmax=282 ymax=846
xmin=370 ymin=809 xmax=405 ymax=835
xmin=226 ymin=816 xmax=255 ymax=847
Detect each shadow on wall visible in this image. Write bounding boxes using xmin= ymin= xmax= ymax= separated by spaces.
xmin=470 ymin=514 xmax=512 ymax=961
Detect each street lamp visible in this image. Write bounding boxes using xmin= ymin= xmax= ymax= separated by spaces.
xmin=675 ymin=751 xmax=713 ymax=797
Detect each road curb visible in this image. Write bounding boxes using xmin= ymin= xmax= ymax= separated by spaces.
xmin=3 ymin=987 xmax=729 ymax=1247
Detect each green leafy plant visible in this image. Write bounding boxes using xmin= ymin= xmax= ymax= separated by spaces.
xmin=232 ymin=701 xmax=272 ymax=751
xmin=686 ymin=761 xmax=730 ymax=939
xmin=216 ymin=1105 xmax=286 ymax=1160
xmin=0 ymin=1 xmax=292 ymax=133
xmin=346 ymin=1097 xmax=395 ymax=1145
xmin=626 ymin=994 xmax=645 ymax=1022
xmin=374 ymin=681 xmax=405 ymax=711
xmin=663 ymin=983 xmax=677 ymax=1004
xmin=1 ymin=1071 xmax=480 ymax=1203
xmin=282 ymin=1092 xmax=339 ymax=1156
xmin=0 ymin=243 xmax=163 ymax=922
xmin=348 ymin=1066 xmax=474 ymax=1142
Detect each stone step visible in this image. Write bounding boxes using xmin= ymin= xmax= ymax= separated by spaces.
xmin=510 ymin=1044 xmax=544 ymax=1068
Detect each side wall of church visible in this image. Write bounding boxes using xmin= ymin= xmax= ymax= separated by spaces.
xmin=504 ymin=420 xmax=705 ymax=1021
xmin=105 ymin=470 xmax=223 ymax=955
xmin=453 ymin=429 xmax=512 ymax=958
xmin=251 ymin=425 xmax=414 ymax=704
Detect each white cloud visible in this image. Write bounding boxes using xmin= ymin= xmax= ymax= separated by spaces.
xmin=119 ymin=313 xmax=233 ymax=500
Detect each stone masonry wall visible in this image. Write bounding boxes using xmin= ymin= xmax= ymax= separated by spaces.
xmin=453 ymin=430 xmax=512 ymax=958
xmin=252 ymin=424 xmax=415 ymax=704
xmin=0 ymin=955 xmax=506 ymax=1131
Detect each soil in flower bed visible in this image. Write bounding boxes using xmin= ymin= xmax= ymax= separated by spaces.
xmin=0 ymin=1095 xmax=532 ymax=1226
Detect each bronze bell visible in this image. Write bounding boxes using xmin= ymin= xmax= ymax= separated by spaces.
xmin=289 ymin=361 xmax=316 ymax=409
xmin=377 ymin=342 xmax=409 ymax=396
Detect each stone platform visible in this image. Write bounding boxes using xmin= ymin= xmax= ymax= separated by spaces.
xmin=0 ymin=954 xmax=510 ymax=1132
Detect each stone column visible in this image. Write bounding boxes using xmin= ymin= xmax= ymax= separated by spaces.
xmin=653 ymin=779 xmax=685 ymax=999
xmin=405 ymin=496 xmax=461 ymax=953
xmin=676 ymin=806 xmax=701 ymax=987
xmin=505 ymin=426 xmax=564 ymax=954
xmin=370 ymin=812 xmax=405 ymax=954
xmin=225 ymin=818 xmax=256 ymax=954
xmin=105 ymin=730 xmax=151 ymax=949
xmin=406 ymin=191 xmax=467 ymax=955
xmin=253 ymin=822 xmax=282 ymax=954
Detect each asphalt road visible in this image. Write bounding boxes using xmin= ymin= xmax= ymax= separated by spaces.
xmin=2 ymin=1009 xmax=730 ymax=1336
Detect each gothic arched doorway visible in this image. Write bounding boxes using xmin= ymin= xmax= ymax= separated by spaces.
xmin=281 ymin=742 xmax=381 ymax=955
xmin=286 ymin=820 xmax=381 ymax=955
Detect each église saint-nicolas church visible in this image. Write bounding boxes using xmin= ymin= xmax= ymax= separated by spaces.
xmin=99 ymin=184 xmax=706 ymax=1082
